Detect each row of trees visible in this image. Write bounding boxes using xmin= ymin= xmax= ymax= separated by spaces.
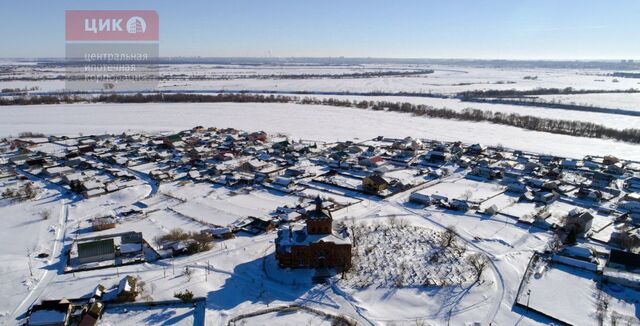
xmin=458 ymin=87 xmax=640 ymax=99
xmin=0 ymin=69 xmax=435 ymax=82
xmin=4 ymin=92 xmax=639 ymax=143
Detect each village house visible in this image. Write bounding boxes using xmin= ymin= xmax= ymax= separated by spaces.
xmin=362 ymin=174 xmax=389 ymax=194
xmin=275 ymin=197 xmax=351 ymax=270
xmin=116 ymin=275 xmax=138 ymax=302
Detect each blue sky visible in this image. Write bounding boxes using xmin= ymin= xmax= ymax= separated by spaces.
xmin=1 ymin=0 xmax=639 ymax=59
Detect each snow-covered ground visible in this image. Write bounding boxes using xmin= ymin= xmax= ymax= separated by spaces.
xmin=537 ymin=93 xmax=640 ymax=111
xmin=101 ymin=304 xmax=197 ymax=326
xmin=1 ymin=102 xmax=639 ymax=161
xmin=1 ymin=62 xmax=639 ymax=325
xmin=0 ymin=184 xmax=63 ymax=319
xmin=3 ymin=65 xmax=639 ymax=94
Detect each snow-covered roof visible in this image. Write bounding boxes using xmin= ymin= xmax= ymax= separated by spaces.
xmin=277 ymin=224 xmax=350 ymax=248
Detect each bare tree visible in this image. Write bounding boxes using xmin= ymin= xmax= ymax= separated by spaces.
xmin=387 ymin=215 xmax=398 ymax=226
xmin=440 ymin=225 xmax=457 ymax=248
xmin=467 ymin=253 xmax=489 ymax=283
xmin=396 ymin=218 xmax=409 ymax=228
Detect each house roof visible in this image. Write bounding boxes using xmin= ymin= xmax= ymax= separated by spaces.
xmin=366 ymin=174 xmax=388 ymax=186
xmin=277 ymin=224 xmax=351 ymax=247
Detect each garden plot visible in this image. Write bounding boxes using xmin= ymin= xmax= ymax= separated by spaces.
xmin=384 ymin=168 xmax=425 ymax=186
xmin=138 ymin=194 xmax=183 ymax=212
xmin=67 ymin=184 xmax=151 ymax=220
xmin=499 ymin=201 xmax=541 ymax=220
xmin=417 ymin=178 xmax=505 ymax=204
xmin=76 ymin=213 xmax=168 ymax=244
xmin=171 ymin=189 xmax=299 ymax=226
xmin=129 ymin=161 xmax=168 ymax=174
xmin=319 ymin=173 xmax=363 ymax=191
xmin=29 ymin=142 xmax=67 ymax=156
xmin=518 ymin=264 xmax=599 ymax=325
xmin=299 ymin=188 xmax=360 ymax=206
xmin=343 ymin=223 xmax=479 ymax=289
xmin=146 ymin=209 xmax=208 ymax=234
xmin=232 ymin=309 xmax=334 ymax=326
xmin=101 ymin=304 xmax=197 ymax=326
xmin=159 ymin=182 xmax=222 ymax=202
xmin=479 ymin=193 xmax=519 ymax=213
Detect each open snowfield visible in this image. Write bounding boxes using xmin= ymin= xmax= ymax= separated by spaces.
xmin=538 ymin=93 xmax=640 ymax=111
xmin=3 ymin=65 xmax=640 ymax=94
xmin=285 ymin=93 xmax=640 ymax=129
xmin=1 ymin=102 xmax=639 ymax=161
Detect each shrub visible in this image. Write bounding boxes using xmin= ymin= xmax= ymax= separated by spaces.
xmin=174 ymin=289 xmax=194 ymax=303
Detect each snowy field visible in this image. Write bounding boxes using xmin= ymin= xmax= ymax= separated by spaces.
xmin=3 ymin=65 xmax=640 ymax=94
xmin=538 ymin=93 xmax=640 ymax=111
xmin=1 ymin=102 xmax=639 ymax=161
xmin=272 ymin=93 xmax=640 ymax=129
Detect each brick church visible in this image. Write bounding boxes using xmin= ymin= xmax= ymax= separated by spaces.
xmin=275 ymin=196 xmax=352 ymax=270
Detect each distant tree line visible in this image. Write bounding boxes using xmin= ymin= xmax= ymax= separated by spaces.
xmin=173 ymin=69 xmax=435 ymax=80
xmin=458 ymin=87 xmax=640 ymax=99
xmin=612 ymin=72 xmax=640 ymax=79
xmin=0 ymin=69 xmax=435 ymax=82
xmin=3 ymin=93 xmax=639 ymax=143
